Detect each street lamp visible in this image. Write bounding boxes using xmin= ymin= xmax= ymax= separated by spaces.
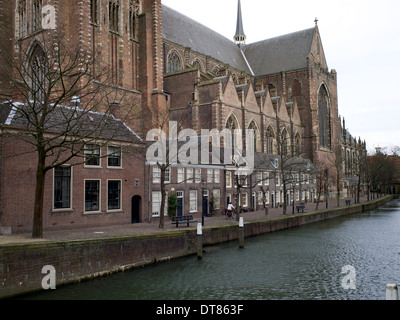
xmin=201 ymin=180 xmax=206 ymax=226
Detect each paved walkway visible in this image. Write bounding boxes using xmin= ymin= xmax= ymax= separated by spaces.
xmin=0 ymin=196 xmax=370 ymax=245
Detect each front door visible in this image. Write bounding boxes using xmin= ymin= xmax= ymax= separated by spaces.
xmin=176 ymin=191 xmax=184 ymax=217
xmin=202 ymin=190 xmax=209 ymax=217
xmin=131 ymin=195 xmax=141 ymax=223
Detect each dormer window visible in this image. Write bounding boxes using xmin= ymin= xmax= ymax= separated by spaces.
xmin=271 ymin=158 xmax=278 ymax=168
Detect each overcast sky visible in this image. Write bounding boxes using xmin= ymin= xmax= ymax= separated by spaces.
xmin=163 ymin=0 xmax=400 ymax=154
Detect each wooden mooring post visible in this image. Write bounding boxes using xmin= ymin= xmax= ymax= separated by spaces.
xmin=197 ymin=223 xmax=203 ymax=259
xmin=386 ymin=284 xmax=398 ymax=300
xmin=239 ymin=217 xmax=244 ymax=248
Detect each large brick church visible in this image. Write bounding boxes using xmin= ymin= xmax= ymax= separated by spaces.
xmin=0 ymin=0 xmax=365 ymax=234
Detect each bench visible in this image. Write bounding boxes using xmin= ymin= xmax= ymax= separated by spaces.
xmin=296 ymin=205 xmax=308 ymax=213
xmin=171 ymin=215 xmax=198 ymax=228
xmin=345 ymin=200 xmax=352 ymax=206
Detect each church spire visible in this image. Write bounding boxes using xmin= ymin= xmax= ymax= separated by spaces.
xmin=234 ymin=0 xmax=246 ymax=47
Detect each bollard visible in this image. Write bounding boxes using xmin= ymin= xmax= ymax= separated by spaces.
xmin=239 ymin=217 xmax=244 ymax=249
xmin=386 ymin=284 xmax=398 ymax=300
xmin=197 ymin=223 xmax=203 ymax=259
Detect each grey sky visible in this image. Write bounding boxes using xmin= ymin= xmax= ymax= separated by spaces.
xmin=163 ymin=0 xmax=400 ymax=153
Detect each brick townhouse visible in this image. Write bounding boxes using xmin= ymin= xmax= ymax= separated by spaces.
xmin=0 ymin=103 xmax=145 ymax=233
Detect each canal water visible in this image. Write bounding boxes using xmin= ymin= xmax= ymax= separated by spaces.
xmin=20 ymin=200 xmax=400 ymax=300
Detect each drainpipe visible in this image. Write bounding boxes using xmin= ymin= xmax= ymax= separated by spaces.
xmin=0 ymin=129 xmax=4 ymax=230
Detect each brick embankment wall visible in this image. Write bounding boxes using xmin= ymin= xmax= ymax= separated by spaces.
xmin=0 ymin=196 xmax=393 ymax=298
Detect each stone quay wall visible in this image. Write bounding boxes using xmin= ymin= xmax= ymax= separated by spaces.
xmin=0 ymin=196 xmax=393 ymax=298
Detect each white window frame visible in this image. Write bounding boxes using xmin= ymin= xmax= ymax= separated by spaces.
xmin=276 ymin=173 xmax=280 ymax=186
xmin=242 ymin=192 xmax=248 ymax=207
xmin=107 ymin=146 xmax=122 ymax=168
xmin=257 ymin=172 xmax=262 ymax=186
xmin=152 ymin=191 xmax=168 ymax=217
xmin=165 ymin=167 xmax=171 ymax=184
xmin=265 ymin=191 xmax=270 ymax=204
xmin=226 ymin=171 xmax=232 ymax=188
xmin=257 ymin=191 xmax=263 ymax=205
xmin=153 ymin=166 xmax=161 ymax=184
xmin=84 ymin=144 xmax=101 ymax=167
xmin=213 ymin=189 xmax=221 ymax=210
xmin=207 ymin=169 xmax=213 ymax=183
xmin=189 ymin=190 xmax=198 ymax=213
xmin=84 ymin=179 xmax=101 ymax=214
xmin=264 ymin=172 xmax=269 ymax=186
xmin=107 ymin=179 xmax=122 ymax=212
xmin=53 ymin=165 xmax=73 ymax=211
xmin=186 ymin=168 xmax=193 ymax=183
xmin=195 ymin=168 xmax=201 ymax=183
xmin=214 ymin=170 xmax=220 ymax=184
xmin=177 ymin=167 xmax=185 ymax=184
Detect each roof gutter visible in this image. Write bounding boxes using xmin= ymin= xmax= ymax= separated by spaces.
xmin=240 ymin=49 xmax=254 ymax=76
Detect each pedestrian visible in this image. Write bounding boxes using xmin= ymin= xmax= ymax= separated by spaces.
xmin=227 ymin=202 xmax=235 ymax=219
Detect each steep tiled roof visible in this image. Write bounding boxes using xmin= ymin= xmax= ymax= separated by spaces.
xmin=243 ymin=28 xmax=315 ymax=76
xmin=0 ymin=102 xmax=142 ymax=142
xmin=162 ymin=5 xmax=252 ymax=74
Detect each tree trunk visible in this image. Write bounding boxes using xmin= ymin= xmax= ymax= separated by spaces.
xmin=159 ymin=165 xmax=166 ymax=229
xmin=336 ymin=172 xmax=340 ymax=207
xmin=282 ymin=185 xmax=287 ymax=215
xmin=236 ymin=183 xmax=241 ymax=222
xmin=315 ymin=185 xmax=322 ymax=211
xmin=32 ymin=147 xmax=46 ymax=238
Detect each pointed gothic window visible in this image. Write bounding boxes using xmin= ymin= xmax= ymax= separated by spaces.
xmin=248 ymin=121 xmax=258 ymax=153
xmin=295 ymin=133 xmax=301 ymax=156
xmin=192 ymin=60 xmax=203 ymax=72
xmin=18 ymin=0 xmax=27 ymax=38
xmin=280 ymin=128 xmax=289 ymax=156
xmin=32 ymin=0 xmax=42 ymax=33
xmin=90 ymin=0 xmax=99 ymax=25
xmin=318 ymin=85 xmax=332 ymax=150
xmin=268 ymin=83 xmax=277 ymax=97
xmin=226 ymin=114 xmax=240 ymax=154
xmin=226 ymin=114 xmax=238 ymax=131
xmin=266 ymin=126 xmax=275 ymax=154
xmin=129 ymin=0 xmax=140 ymax=40
xmin=167 ymin=51 xmax=181 ymax=73
xmin=109 ymin=0 xmax=120 ymax=33
xmin=289 ymin=79 xmax=302 ymax=107
xmin=30 ymin=44 xmax=47 ymax=101
xmin=212 ymin=66 xmax=220 ymax=77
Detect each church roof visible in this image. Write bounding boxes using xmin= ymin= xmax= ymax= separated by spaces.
xmin=162 ymin=5 xmax=253 ymax=74
xmin=162 ymin=5 xmax=315 ymax=78
xmin=243 ymin=28 xmax=315 ymax=76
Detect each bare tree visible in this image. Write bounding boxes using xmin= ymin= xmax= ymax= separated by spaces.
xmin=368 ymin=147 xmax=396 ymax=199
xmin=327 ymin=144 xmax=345 ymax=206
xmin=145 ymin=110 xmax=193 ymax=229
xmin=0 ymin=33 xmax=140 ymax=238
xmin=315 ymin=165 xmax=330 ymax=211
xmin=274 ymin=122 xmax=314 ymax=215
